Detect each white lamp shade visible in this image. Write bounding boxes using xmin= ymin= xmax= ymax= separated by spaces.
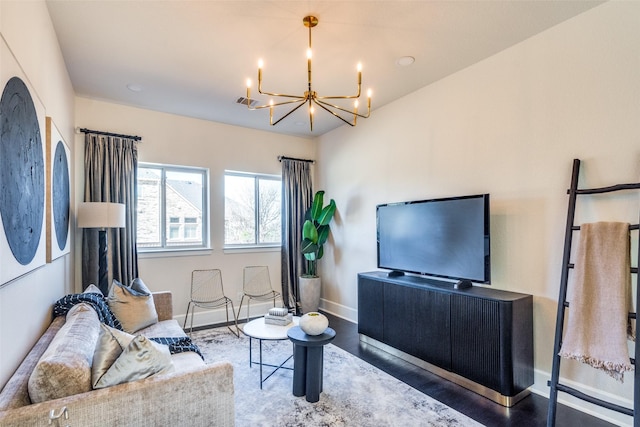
xmin=77 ymin=202 xmax=126 ymax=229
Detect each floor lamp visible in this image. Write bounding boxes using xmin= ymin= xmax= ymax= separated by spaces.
xmin=78 ymin=202 xmax=126 ymax=292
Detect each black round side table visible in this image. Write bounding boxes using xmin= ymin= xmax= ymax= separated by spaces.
xmin=287 ymin=326 xmax=336 ymax=403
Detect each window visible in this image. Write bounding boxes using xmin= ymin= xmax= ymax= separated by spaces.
xmin=137 ymin=163 xmax=209 ymax=251
xmin=224 ymin=171 xmax=281 ymax=247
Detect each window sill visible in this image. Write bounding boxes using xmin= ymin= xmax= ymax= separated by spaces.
xmin=138 ymin=248 xmax=213 ymax=259
xmin=223 ymin=246 xmax=281 ymax=254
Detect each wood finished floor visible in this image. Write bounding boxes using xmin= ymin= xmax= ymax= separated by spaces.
xmin=322 ymin=311 xmax=617 ymax=427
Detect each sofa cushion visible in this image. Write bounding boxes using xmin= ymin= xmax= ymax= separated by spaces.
xmin=27 ymin=303 xmax=101 ymax=403
xmin=108 ymin=279 xmax=158 ymax=333
xmin=138 ymin=319 xmax=188 ymax=339
xmin=92 ymin=324 xmax=136 ymax=387
xmin=94 ymin=333 xmax=173 ymax=389
xmin=83 ymin=283 xmax=103 ymax=296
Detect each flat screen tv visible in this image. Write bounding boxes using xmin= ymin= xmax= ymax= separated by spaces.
xmin=376 ymin=194 xmax=490 ymax=288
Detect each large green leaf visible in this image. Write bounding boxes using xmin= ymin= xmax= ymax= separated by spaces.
xmin=317 ymin=199 xmax=336 ymax=226
xmin=310 ymin=191 xmax=325 ymax=221
xmin=301 ymin=238 xmax=317 ymax=254
xmin=316 ymin=245 xmax=324 ymax=260
xmin=302 ymin=220 xmax=318 ymax=242
xmin=316 ymin=224 xmax=330 ymax=246
xmin=304 ymin=251 xmax=317 ymax=261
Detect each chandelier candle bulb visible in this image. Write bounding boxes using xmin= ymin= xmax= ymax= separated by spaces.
xmin=354 ymin=100 xmax=358 ymax=125
xmin=269 ymin=100 xmax=274 ymax=123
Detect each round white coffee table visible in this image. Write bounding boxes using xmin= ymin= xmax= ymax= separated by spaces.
xmin=242 ymin=316 xmax=299 ymax=388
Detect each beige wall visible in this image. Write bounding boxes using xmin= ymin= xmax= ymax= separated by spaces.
xmin=0 ymin=1 xmax=76 ymax=388
xmin=316 ymin=2 xmax=639 ymax=425
xmin=74 ymin=98 xmax=314 ymax=327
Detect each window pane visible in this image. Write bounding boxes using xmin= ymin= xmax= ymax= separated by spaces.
xmin=137 ymin=164 xmax=208 ymax=251
xmin=225 ymin=175 xmax=256 ymax=244
xmin=184 ymin=224 xmax=197 ymax=239
xmin=169 ymin=225 xmax=180 ymax=240
xmin=165 ymin=170 xmax=203 ymax=247
xmin=137 ymin=167 xmax=162 ymax=248
xmin=258 ymin=178 xmax=281 ymax=244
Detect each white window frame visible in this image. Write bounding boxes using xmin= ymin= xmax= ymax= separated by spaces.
xmin=137 ymin=162 xmax=210 ymax=253
xmin=224 ymin=170 xmax=281 ymax=250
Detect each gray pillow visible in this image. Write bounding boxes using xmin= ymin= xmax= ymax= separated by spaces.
xmin=93 ymin=334 xmax=173 ymax=389
xmin=92 ymin=324 xmax=136 ymax=387
xmin=83 ymin=284 xmax=103 ymax=296
xmin=107 ymin=279 xmax=158 ymax=333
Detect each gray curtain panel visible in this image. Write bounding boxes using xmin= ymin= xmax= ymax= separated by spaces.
xmin=82 ymin=133 xmax=139 ymax=294
xmin=280 ymin=159 xmax=313 ymax=313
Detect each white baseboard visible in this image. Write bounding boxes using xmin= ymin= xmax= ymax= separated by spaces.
xmin=319 ymin=298 xmax=357 ymax=323
xmin=179 ymin=301 xmax=277 ymax=330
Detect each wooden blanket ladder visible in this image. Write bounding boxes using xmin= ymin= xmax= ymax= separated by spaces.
xmin=547 ymin=158 xmax=640 ymax=426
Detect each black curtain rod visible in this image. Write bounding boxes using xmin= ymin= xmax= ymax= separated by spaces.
xmin=278 ymin=155 xmax=315 ymax=164
xmin=79 ymin=128 xmax=142 ymax=142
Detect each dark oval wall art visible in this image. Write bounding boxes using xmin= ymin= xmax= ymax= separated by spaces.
xmin=0 ymin=76 xmax=45 ymax=265
xmin=52 ymin=140 xmax=70 ymax=250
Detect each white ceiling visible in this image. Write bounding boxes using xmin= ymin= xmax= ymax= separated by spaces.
xmin=46 ymin=0 xmax=604 ymax=139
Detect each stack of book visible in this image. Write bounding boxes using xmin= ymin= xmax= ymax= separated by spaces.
xmin=264 ymin=307 xmax=292 ymax=326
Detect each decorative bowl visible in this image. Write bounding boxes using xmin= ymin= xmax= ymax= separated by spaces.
xmin=299 ymin=312 xmax=329 ymax=335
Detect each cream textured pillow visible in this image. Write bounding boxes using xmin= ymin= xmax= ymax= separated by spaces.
xmin=93 ymin=334 xmax=173 ymax=389
xmin=28 ymin=303 xmax=101 ymax=403
xmin=83 ymin=284 xmax=103 ymax=296
xmin=107 ymin=279 xmax=158 ymax=333
xmin=92 ymin=324 xmax=136 ymax=387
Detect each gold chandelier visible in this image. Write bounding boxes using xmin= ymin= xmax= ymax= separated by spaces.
xmin=245 ymin=15 xmax=372 ymax=132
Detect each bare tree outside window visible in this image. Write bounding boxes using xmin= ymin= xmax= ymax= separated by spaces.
xmin=225 ymin=172 xmax=281 ymax=246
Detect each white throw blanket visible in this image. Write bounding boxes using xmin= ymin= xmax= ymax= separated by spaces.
xmin=558 ymin=221 xmax=634 ymax=382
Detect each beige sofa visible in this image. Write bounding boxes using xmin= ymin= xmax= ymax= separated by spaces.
xmin=0 ymin=292 xmax=234 ymax=427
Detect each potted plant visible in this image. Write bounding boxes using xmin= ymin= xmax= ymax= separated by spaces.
xmin=299 ymin=190 xmax=336 ymax=314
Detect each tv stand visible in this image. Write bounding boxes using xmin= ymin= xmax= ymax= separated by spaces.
xmin=357 ymin=271 xmax=533 ymax=407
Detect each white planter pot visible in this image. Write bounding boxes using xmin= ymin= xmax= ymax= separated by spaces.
xmin=299 ymin=276 xmax=321 ymax=314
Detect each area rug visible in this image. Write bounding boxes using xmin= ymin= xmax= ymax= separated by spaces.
xmin=190 ymin=326 xmax=484 ymax=427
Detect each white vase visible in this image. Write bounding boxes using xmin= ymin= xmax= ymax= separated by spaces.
xmin=299 ymin=276 xmax=321 ymax=314
xmin=299 ymin=312 xmax=329 ymax=335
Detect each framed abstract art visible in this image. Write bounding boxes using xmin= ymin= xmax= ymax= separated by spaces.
xmin=0 ymin=39 xmax=47 ymax=286
xmin=46 ymin=117 xmax=71 ymax=262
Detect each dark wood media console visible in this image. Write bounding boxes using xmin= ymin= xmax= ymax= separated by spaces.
xmin=358 ymin=271 xmax=534 ymax=407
